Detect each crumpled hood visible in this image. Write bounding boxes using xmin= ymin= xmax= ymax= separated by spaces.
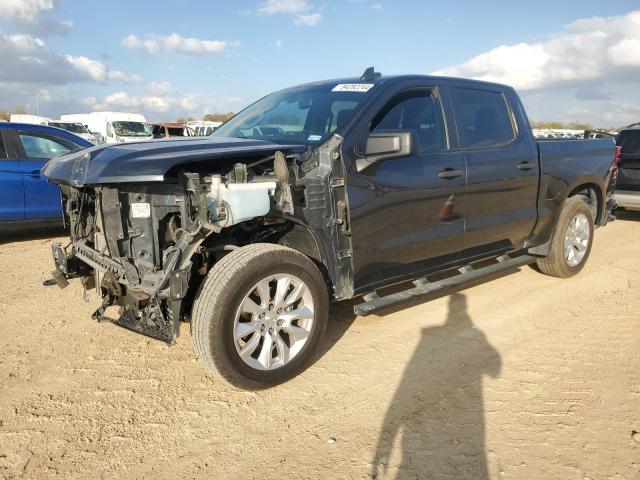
xmin=42 ymin=136 xmax=304 ymax=186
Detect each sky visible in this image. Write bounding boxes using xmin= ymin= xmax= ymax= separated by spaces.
xmin=1 ymin=0 xmax=639 ymax=127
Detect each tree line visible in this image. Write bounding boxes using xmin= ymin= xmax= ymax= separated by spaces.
xmin=0 ymin=107 xmax=27 ymax=121
xmin=531 ymin=121 xmax=594 ymax=130
xmin=176 ymin=112 xmax=236 ymax=124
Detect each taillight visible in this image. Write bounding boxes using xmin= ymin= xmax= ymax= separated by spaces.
xmin=615 ymin=146 xmax=621 ymax=167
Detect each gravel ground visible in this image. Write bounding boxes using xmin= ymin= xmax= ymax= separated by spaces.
xmin=0 ymin=215 xmax=639 ymax=480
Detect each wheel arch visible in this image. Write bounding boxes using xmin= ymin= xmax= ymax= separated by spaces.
xmin=272 ymin=218 xmax=334 ymax=296
xmin=567 ymin=182 xmax=602 ymax=224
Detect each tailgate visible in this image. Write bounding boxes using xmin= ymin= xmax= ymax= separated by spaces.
xmin=618 ymin=153 xmax=640 ymax=191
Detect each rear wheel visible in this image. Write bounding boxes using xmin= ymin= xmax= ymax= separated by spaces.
xmin=536 ymin=196 xmax=594 ymax=278
xmin=191 ymin=244 xmax=329 ymax=389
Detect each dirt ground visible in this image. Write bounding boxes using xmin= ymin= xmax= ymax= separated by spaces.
xmin=0 ymin=215 xmax=639 ymax=480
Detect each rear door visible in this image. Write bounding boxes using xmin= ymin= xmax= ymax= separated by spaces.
xmin=616 ymin=129 xmax=640 ymax=191
xmin=347 ymin=86 xmax=467 ymax=291
xmin=0 ymin=131 xmax=24 ymax=222
xmin=448 ymin=86 xmax=539 ymax=258
xmin=16 ymin=129 xmax=85 ymax=220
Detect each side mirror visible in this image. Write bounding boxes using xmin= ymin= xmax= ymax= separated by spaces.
xmin=357 ymin=130 xmax=418 ymax=172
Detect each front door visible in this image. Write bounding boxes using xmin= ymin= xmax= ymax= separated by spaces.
xmin=16 ymin=130 xmax=84 ymax=220
xmin=347 ymin=88 xmax=467 ymax=292
xmin=0 ymin=131 xmax=24 ymax=222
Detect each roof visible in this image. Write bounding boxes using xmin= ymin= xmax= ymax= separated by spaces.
xmin=280 ymin=74 xmax=515 ymax=94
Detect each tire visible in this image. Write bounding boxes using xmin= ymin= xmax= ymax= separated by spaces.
xmin=191 ymin=243 xmax=329 ymax=389
xmin=536 ymin=196 xmax=594 ymax=278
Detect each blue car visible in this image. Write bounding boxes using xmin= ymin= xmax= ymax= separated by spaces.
xmin=0 ymin=122 xmax=93 ymax=229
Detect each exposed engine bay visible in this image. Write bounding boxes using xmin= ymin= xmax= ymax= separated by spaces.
xmin=50 ymin=136 xmax=353 ymax=344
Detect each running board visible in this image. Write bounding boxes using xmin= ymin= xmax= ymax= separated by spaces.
xmin=353 ymin=254 xmax=536 ymax=316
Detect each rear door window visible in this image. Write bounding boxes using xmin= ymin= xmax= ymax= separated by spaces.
xmin=18 ymin=131 xmax=84 ymax=160
xmin=450 ymin=87 xmax=516 ymax=148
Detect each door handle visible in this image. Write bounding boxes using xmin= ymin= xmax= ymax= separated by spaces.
xmin=28 ymin=170 xmax=41 ymax=177
xmin=438 ymin=168 xmax=463 ymax=179
xmin=517 ymin=162 xmax=535 ymax=171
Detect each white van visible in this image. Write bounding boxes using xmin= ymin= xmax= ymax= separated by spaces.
xmin=9 ymin=114 xmax=52 ymax=125
xmin=61 ymin=112 xmax=152 ymax=144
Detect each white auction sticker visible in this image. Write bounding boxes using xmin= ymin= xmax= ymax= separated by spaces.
xmin=332 ymin=83 xmax=374 ymax=93
xmin=130 ymin=202 xmax=151 ymax=218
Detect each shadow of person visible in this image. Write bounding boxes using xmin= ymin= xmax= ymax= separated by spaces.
xmin=372 ymin=293 xmax=501 ymax=479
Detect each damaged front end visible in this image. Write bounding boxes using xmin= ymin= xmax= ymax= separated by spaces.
xmin=48 ymin=136 xmax=353 ymax=345
xmin=53 ymin=174 xmax=218 ymax=343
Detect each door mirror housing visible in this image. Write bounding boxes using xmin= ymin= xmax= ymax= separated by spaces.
xmin=357 ymin=130 xmax=418 ymax=172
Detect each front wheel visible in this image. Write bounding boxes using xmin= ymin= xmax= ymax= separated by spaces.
xmin=191 ymin=244 xmax=329 ymax=389
xmin=536 ymin=196 xmax=594 ymax=278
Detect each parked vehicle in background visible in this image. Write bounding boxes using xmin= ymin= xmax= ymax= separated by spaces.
xmin=0 ymin=123 xmax=92 ymax=229
xmin=9 ymin=115 xmax=97 ymax=144
xmin=187 ymin=120 xmax=222 ymax=136
xmin=44 ymin=71 xmax=616 ymax=389
xmin=9 ymin=114 xmax=52 ymax=125
xmin=613 ymin=123 xmax=640 ymax=211
xmin=48 ymin=122 xmax=96 ymax=144
xmin=151 ymin=123 xmax=195 ymax=139
xmin=532 ymin=129 xmax=584 ymax=139
xmin=584 ymin=130 xmax=617 ymax=140
xmin=60 ymin=112 xmax=152 ymax=144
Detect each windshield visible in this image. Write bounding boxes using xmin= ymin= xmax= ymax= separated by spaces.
xmin=212 ymin=83 xmax=375 ymax=145
xmin=113 ymin=121 xmax=151 ymax=137
xmin=50 ymin=122 xmax=88 ymax=134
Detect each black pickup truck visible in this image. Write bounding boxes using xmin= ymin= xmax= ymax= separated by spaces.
xmin=43 ymin=69 xmax=617 ymax=388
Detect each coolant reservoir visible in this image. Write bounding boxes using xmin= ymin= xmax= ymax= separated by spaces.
xmin=206 ymin=175 xmax=277 ymax=227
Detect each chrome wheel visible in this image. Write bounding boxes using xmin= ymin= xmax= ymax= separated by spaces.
xmin=564 ymin=213 xmax=590 ymax=267
xmin=233 ymin=273 xmax=314 ymax=371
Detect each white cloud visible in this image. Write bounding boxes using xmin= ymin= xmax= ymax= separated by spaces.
xmin=0 ymin=33 xmax=141 ymax=86
xmin=434 ymin=10 xmax=640 ymax=92
xmin=108 ymin=70 xmax=143 ymax=83
xmin=275 ymin=39 xmax=283 ymax=48
xmin=0 ymin=0 xmax=72 ymax=35
xmin=83 ymin=82 xmax=246 ymax=122
xmin=64 ymin=55 xmax=108 ymax=82
xmin=258 ymin=0 xmax=322 ymax=26
xmin=92 ymin=91 xmax=173 ymax=113
xmin=294 ymin=13 xmax=321 ymax=26
xmin=259 ymin=0 xmax=308 ymax=14
xmin=146 ymin=80 xmax=175 ymax=96
xmin=0 ymin=0 xmax=54 ymax=24
xmin=122 ymin=33 xmax=229 ymax=56
xmin=370 ymin=3 xmax=384 ymax=10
